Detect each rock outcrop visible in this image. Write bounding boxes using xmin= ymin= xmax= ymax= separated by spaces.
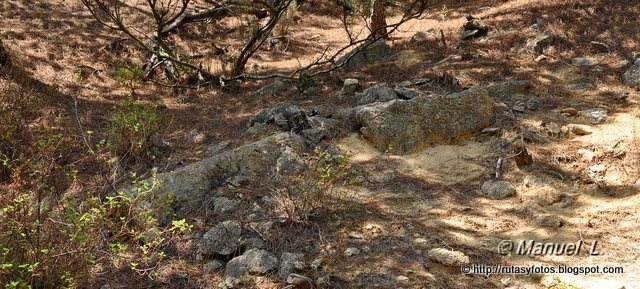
xmin=354 ymin=88 xmax=495 ymax=154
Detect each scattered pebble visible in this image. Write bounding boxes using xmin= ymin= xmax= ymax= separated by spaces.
xmin=344 ymin=247 xmax=361 ymax=257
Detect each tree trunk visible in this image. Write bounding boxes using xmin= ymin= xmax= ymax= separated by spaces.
xmin=369 ymin=0 xmax=387 ymax=38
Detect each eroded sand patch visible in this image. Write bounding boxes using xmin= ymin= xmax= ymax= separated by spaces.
xmin=337 ymin=133 xmax=490 ymax=183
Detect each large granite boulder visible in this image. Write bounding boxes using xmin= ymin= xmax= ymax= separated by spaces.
xmin=354 ymin=88 xmax=495 ymax=154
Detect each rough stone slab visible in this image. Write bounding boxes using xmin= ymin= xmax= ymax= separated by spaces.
xmin=137 ymin=133 xmax=306 ymax=215
xmin=354 ymin=88 xmax=495 ymax=154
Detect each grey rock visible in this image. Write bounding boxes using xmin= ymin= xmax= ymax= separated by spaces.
xmin=239 ymin=237 xmax=265 ymax=251
xmin=336 ymin=39 xmax=391 ymax=69
xmin=309 ymin=104 xmax=338 ymax=118
xmin=204 ymin=260 xmax=224 ymax=273
xmin=222 ymin=249 xmax=278 ymax=288
xmin=355 ymin=88 xmax=495 ymax=154
xmin=523 ymin=128 xmax=550 ymax=143
xmin=358 ymin=83 xmax=400 ymax=105
xmin=535 ymin=55 xmax=548 ymax=62
xmin=572 ymin=57 xmax=599 ymax=66
xmin=577 ymin=148 xmax=597 ymax=161
xmin=137 ymin=132 xmax=306 ymax=219
xmin=205 ymin=140 xmax=232 ymax=156
xmin=277 ymin=147 xmax=306 ymax=175
xmin=526 ymin=98 xmax=541 ymax=110
xmin=427 ymin=248 xmax=469 ymax=267
xmin=543 ymin=122 xmax=561 ymax=135
xmin=464 ymin=19 xmax=488 ymax=31
xmin=590 ymin=41 xmax=610 ymax=53
xmin=488 ymin=80 xmax=532 ymax=95
xmin=342 ymin=78 xmax=360 ymax=95
xmin=196 ymin=221 xmax=242 ymax=259
xmin=343 ymin=247 xmax=360 ymax=257
xmin=526 ymin=31 xmax=555 ymax=53
xmin=535 ymin=215 xmax=563 ymax=228
xmin=623 ymin=59 xmax=640 ymax=87
xmin=254 ymin=80 xmax=294 ymax=97
xmin=530 ymin=18 xmax=545 ymax=31
xmin=581 ymin=108 xmax=608 ymax=124
xmin=481 ymin=180 xmax=516 ymax=200
xmin=411 ymin=29 xmax=440 ymax=43
xmin=461 ymin=29 xmax=483 ymax=40
xmin=310 ymin=258 xmax=323 ymax=270
xmin=394 ymin=86 xmax=419 ymax=99
xmin=568 ymin=124 xmax=594 ymax=135
xmin=249 ymin=103 xmax=310 ymax=133
xmin=461 ymin=19 xmax=488 ymax=40
xmin=396 ymin=275 xmax=410 ymax=284
xmin=280 ymin=252 xmax=305 ymax=279
xmin=212 ymin=196 xmax=237 ymax=213
xmin=512 ymin=101 xmax=526 ymax=113
xmin=246 ymin=122 xmax=267 ymax=134
xmin=481 ymin=127 xmax=500 ymax=135
xmin=560 ymin=107 xmax=578 ymax=116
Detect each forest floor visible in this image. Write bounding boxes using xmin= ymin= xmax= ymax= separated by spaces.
xmin=1 ymin=0 xmax=639 ymax=288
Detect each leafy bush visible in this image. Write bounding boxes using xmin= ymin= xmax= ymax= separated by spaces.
xmin=110 ymin=96 xmax=164 ymax=162
xmin=113 ymin=62 xmax=144 ymax=92
xmin=0 ymin=173 xmax=191 ymax=288
xmin=270 ymin=148 xmax=354 ymax=224
xmin=1 ymin=85 xmax=187 ymax=288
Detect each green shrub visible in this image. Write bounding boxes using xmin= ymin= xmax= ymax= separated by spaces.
xmin=110 ymin=96 xmax=164 ymax=162
xmin=270 ymin=148 xmax=353 ymax=224
xmin=113 ymin=62 xmax=144 ymax=92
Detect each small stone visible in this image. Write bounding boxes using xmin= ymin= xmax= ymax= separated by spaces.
xmin=560 ymin=107 xmax=578 ymax=116
xmin=205 ymin=140 xmax=232 ymax=156
xmin=348 ymin=233 xmax=365 ymax=239
xmin=526 ymin=98 xmax=541 ymax=110
xmin=535 ymin=55 xmax=548 ymax=62
xmin=481 ymin=127 xmax=500 ymax=135
xmin=196 ymin=220 xmax=242 ymax=259
xmin=427 ymin=248 xmax=470 ymax=267
xmin=361 ymin=246 xmax=371 ymax=253
xmin=342 ymin=78 xmax=360 ymax=95
xmin=280 ymin=252 xmax=305 ymax=279
xmin=544 ymin=122 xmax=561 ymax=135
xmin=310 ymin=258 xmax=323 ymax=270
xmin=204 ymin=260 xmax=224 ymax=273
xmin=411 ymin=29 xmax=440 ymax=43
xmin=396 ymin=275 xmax=410 ymax=284
xmin=624 ymin=59 xmax=640 ymax=87
xmin=577 ymin=148 xmax=597 ymax=161
xmin=590 ymin=41 xmax=610 ymax=53
xmin=530 ymin=18 xmax=544 ymax=30
xmin=512 ymin=102 xmax=526 ymax=113
xmin=316 ymin=276 xmax=330 ymax=287
xmin=276 ymin=147 xmax=306 ymax=175
xmin=394 ymin=86 xmax=419 ymax=99
xmin=589 ymin=164 xmax=607 ymax=173
xmin=212 ymin=196 xmax=237 ymax=213
xmin=572 ymin=57 xmax=599 ymax=66
xmin=414 ymin=238 xmax=428 ymax=244
xmin=287 ymin=274 xmax=313 ymax=289
xmin=343 ymin=247 xmax=361 ymax=257
xmin=527 ymin=31 xmax=555 ymax=53
xmin=461 ymin=29 xmax=483 ymax=40
xmin=535 ymin=215 xmax=564 ymax=228
xmin=568 ymin=124 xmax=594 ymax=135
xmin=581 ymin=108 xmax=608 ymax=124
xmin=481 ymin=180 xmax=516 ymax=200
